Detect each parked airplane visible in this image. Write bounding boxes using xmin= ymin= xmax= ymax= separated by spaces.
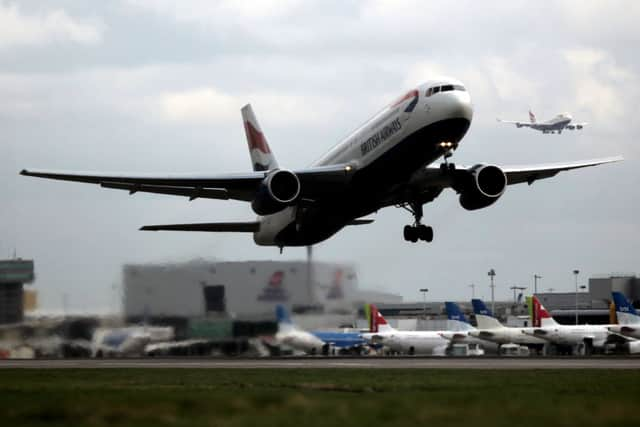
xmin=362 ymin=303 xmax=486 ymax=355
xmin=609 ymin=292 xmax=640 ymax=340
xmin=442 ymin=301 xmax=496 ymax=353
xmin=91 ymin=325 xmax=174 ymax=357
xmin=21 ymin=79 xmax=619 ymax=248
xmin=310 ymin=330 xmax=367 ymax=355
xmin=469 ymin=298 xmax=546 ymax=348
xmin=525 ymin=296 xmax=639 ymax=354
xmin=497 ymin=110 xmax=587 ymax=134
xmin=273 ymin=305 xmax=325 ymax=355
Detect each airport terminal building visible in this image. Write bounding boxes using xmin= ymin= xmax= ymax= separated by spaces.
xmin=123 ymin=259 xmax=402 ymax=322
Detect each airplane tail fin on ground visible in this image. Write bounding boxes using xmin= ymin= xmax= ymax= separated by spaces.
xmin=532 ymin=296 xmax=558 ymax=327
xmin=369 ymin=304 xmax=394 ymax=333
xmin=275 ymin=304 xmax=292 ymax=325
xmin=242 ymin=104 xmax=279 ymax=171
xmin=612 ymin=292 xmax=640 ymax=325
xmin=471 ymin=299 xmax=503 ymax=329
xmin=445 ymin=302 xmax=474 ymax=331
xmin=529 ymin=109 xmax=536 ymax=123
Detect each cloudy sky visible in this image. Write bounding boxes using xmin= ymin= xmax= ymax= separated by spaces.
xmin=2 ymin=0 xmax=639 ymax=312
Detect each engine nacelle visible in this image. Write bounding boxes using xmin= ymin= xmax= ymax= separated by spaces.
xmin=626 ymin=341 xmax=640 ymax=354
xmin=457 ymin=164 xmax=507 ymax=211
xmin=251 ymin=169 xmax=301 ymax=215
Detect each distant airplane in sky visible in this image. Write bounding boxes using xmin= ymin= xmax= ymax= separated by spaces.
xmin=22 ymin=78 xmax=620 ymax=249
xmin=497 ymin=110 xmax=587 ymax=134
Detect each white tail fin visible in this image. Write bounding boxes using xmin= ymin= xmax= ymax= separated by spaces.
xmin=529 ymin=109 xmax=537 ymax=123
xmin=241 ymin=104 xmax=278 ymax=171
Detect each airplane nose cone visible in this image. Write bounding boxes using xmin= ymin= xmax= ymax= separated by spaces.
xmin=446 ymin=91 xmax=473 ymax=123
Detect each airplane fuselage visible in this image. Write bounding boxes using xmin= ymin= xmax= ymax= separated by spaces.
xmin=254 ymin=79 xmax=473 ymax=246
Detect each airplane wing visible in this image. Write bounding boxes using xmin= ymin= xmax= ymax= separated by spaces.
xmin=396 ymin=156 xmax=623 ymax=207
xmin=141 ymin=218 xmax=373 ymax=232
xmin=501 ymin=156 xmax=623 ymax=185
xmin=605 ymin=331 xmax=636 ymax=344
xmin=565 ymin=122 xmax=588 ymax=130
xmin=496 ymin=118 xmax=533 ymax=127
xmin=141 ymin=222 xmax=260 ymax=232
xmin=20 ymin=163 xmax=355 ymax=202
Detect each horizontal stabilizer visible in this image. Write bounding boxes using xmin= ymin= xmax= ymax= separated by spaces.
xmin=140 ymin=222 xmax=259 ymax=232
xmin=347 ymin=218 xmax=374 ymax=226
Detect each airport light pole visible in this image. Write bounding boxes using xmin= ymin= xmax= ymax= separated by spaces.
xmin=488 ymin=269 xmax=496 ymax=315
xmin=420 ymin=288 xmax=429 ymax=318
xmin=469 ymin=284 xmax=476 ymax=299
xmin=534 ymin=274 xmax=542 ymax=295
xmin=573 ymin=269 xmax=580 ymax=325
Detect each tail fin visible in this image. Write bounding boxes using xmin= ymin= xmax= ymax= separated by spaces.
xmin=471 ymin=299 xmax=503 ymax=329
xmin=369 ymin=304 xmax=394 ymax=333
xmin=275 ymin=304 xmax=292 ymax=325
xmin=612 ymin=292 xmax=640 ymax=325
xmin=526 ymin=296 xmax=534 ymax=325
xmin=445 ymin=302 xmax=474 ymax=331
xmin=241 ymin=104 xmax=279 ymax=171
xmin=532 ymin=296 xmax=558 ymax=327
xmin=529 ymin=109 xmax=537 ymax=123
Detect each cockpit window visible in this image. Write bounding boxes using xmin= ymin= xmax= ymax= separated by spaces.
xmin=425 ymin=84 xmax=465 ymax=97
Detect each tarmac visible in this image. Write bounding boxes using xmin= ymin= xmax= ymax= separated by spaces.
xmin=2 ymin=357 xmax=640 ymax=369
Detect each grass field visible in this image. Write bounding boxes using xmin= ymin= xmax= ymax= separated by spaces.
xmin=1 ymin=368 xmax=639 ymax=427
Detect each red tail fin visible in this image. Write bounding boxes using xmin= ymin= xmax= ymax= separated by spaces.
xmin=532 ymin=296 xmax=552 ymax=326
xmin=369 ymin=304 xmax=388 ymax=333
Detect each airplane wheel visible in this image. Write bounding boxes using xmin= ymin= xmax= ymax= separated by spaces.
xmin=403 ymin=225 xmax=418 ymax=242
xmin=417 ymin=225 xmax=434 ymax=242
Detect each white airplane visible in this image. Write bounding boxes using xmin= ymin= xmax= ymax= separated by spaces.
xmin=498 ymin=110 xmax=587 ymax=134
xmin=526 ymin=296 xmax=639 ymax=354
xmin=362 ymin=303 xmax=481 ymax=356
xmin=468 ymin=298 xmax=547 ymax=348
xmin=91 ymin=325 xmax=174 ymax=357
xmin=273 ymin=305 xmax=325 ymax=355
xmin=21 ymin=78 xmax=619 ymax=248
xmin=608 ymin=292 xmax=640 ymax=340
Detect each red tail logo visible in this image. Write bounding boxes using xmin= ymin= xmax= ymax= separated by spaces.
xmin=244 ymin=121 xmax=271 ymax=154
xmin=532 ymin=296 xmax=551 ymax=326
xmin=369 ymin=304 xmax=388 ymax=332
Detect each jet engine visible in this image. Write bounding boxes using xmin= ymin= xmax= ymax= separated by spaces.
xmin=251 ymin=169 xmax=301 ymax=215
xmin=456 ymin=164 xmax=507 ymax=211
xmin=626 ymin=340 xmax=640 ymax=354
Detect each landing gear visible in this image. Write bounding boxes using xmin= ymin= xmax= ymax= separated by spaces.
xmin=400 ymin=202 xmax=434 ymax=243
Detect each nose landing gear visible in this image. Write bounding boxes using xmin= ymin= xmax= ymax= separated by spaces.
xmin=400 ymin=201 xmax=433 ymax=243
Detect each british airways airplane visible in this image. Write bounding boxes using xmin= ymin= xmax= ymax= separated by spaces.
xmin=497 ymin=110 xmax=588 ymax=134
xmin=21 ymin=78 xmax=620 ymax=249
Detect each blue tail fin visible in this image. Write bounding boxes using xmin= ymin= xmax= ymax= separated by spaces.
xmin=445 ymin=302 xmax=469 ymax=323
xmin=275 ymin=304 xmax=292 ymax=324
xmin=471 ymin=298 xmax=493 ymax=317
xmin=612 ymin=292 xmax=637 ymax=315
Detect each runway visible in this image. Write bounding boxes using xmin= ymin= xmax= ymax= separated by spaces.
xmin=2 ymin=357 xmax=640 ymax=369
